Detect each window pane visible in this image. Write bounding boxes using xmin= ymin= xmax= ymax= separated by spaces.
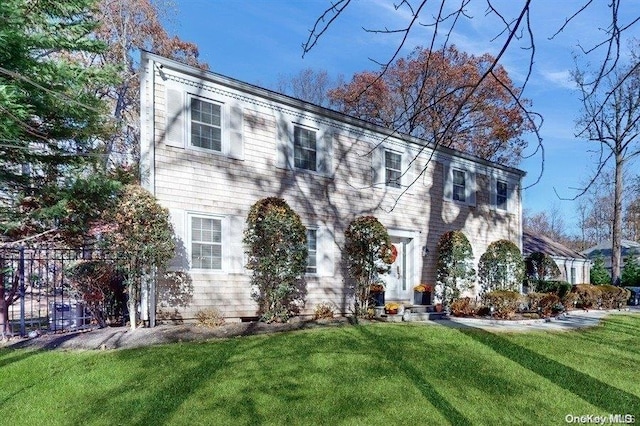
xmin=191 ymin=217 xmax=222 ymax=270
xmin=453 ymin=169 xmax=466 ymax=202
xmin=497 ymin=180 xmax=508 ymax=210
xmin=294 ymin=126 xmax=317 ymax=171
xmin=307 ymin=229 xmax=317 ymax=274
xmin=385 ymin=151 xmax=402 ymax=188
xmin=191 ymin=98 xmax=222 ymax=152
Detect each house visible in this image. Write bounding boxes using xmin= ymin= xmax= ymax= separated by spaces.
xmin=581 ymin=239 xmax=640 ymax=273
xmin=522 ymin=231 xmax=590 ymax=285
xmin=139 ymin=51 xmax=526 ymax=321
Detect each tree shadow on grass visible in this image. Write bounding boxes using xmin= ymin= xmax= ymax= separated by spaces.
xmin=450 ymin=322 xmax=640 ymax=414
xmin=357 ymin=325 xmax=472 ymax=426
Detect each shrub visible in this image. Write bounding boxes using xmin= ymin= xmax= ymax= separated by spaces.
xmin=599 ymin=285 xmax=631 ymax=309
xmin=343 ymin=216 xmax=392 ymax=317
xmin=482 ymin=290 xmax=522 ymax=319
xmin=534 ymin=280 xmax=572 ymax=298
xmin=525 ymin=252 xmax=561 ymax=281
xmin=450 ymin=297 xmax=476 ymax=317
xmin=313 ymin=302 xmax=336 ymax=320
xmin=195 ymin=308 xmax=225 ymax=327
xmin=562 ymin=291 xmax=578 ymax=310
xmin=435 ymin=230 xmax=476 ymax=307
xmin=244 ymin=197 xmax=308 ymax=323
xmin=572 ymin=284 xmax=602 ymax=309
xmin=478 ymin=240 xmax=525 ymax=294
xmin=527 ymin=292 xmax=561 ymax=316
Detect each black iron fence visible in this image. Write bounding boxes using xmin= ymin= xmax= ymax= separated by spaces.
xmin=0 ymin=246 xmax=130 ymax=337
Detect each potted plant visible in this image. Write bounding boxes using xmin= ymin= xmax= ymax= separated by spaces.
xmin=413 ymin=284 xmax=433 ymax=305
xmin=369 ymin=283 xmax=385 ymax=307
xmin=385 ymin=302 xmax=400 ymax=315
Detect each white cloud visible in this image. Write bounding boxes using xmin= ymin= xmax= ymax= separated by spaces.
xmin=539 ymin=69 xmax=576 ymax=90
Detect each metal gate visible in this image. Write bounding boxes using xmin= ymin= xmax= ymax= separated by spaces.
xmin=0 ymin=246 xmax=130 ymax=337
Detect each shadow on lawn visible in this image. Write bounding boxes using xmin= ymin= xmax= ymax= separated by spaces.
xmin=357 ymin=326 xmax=472 ymax=426
xmin=450 ymin=322 xmax=640 ymax=415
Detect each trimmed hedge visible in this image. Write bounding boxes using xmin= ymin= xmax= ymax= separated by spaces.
xmin=450 ymin=297 xmax=476 ymax=317
xmin=482 ymin=290 xmax=522 ymax=319
xmin=534 ymin=280 xmax=572 ymax=298
xmin=572 ymin=284 xmax=631 ymax=309
xmin=526 ymin=292 xmax=561 ymax=316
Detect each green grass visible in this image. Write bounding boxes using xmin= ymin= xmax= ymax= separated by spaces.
xmin=2 ymin=314 xmax=640 ymax=425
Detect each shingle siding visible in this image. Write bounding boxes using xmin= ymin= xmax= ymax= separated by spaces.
xmin=141 ymin=51 xmax=524 ymax=321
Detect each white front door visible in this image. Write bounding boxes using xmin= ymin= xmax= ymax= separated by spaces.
xmin=383 ymin=237 xmax=410 ymax=300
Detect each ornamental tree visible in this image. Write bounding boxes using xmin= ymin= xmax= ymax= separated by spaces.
xmin=478 ymin=239 xmax=525 ymax=294
xmin=243 ymin=197 xmax=308 ymax=323
xmin=343 ymin=216 xmax=393 ymax=317
xmin=101 ymin=185 xmax=175 ymax=330
xmin=435 ymin=230 xmax=476 ymax=307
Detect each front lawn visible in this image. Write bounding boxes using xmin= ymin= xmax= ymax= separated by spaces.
xmin=1 ymin=314 xmax=639 ymax=425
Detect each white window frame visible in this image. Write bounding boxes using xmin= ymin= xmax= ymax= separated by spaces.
xmin=496 ymin=179 xmax=508 ymax=210
xmin=306 ymin=228 xmax=318 ymax=275
xmin=189 ymin=213 xmax=225 ymax=272
xmin=385 ymin=150 xmax=402 ymax=189
xmin=452 ymin=168 xmax=466 ymax=202
xmin=293 ymin=124 xmax=318 ymax=172
xmin=443 ymin=162 xmax=476 ymax=206
xmin=188 ymin=94 xmax=224 ymax=153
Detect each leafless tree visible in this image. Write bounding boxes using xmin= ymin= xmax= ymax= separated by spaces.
xmin=573 ymin=60 xmax=640 ymax=284
xmin=303 ymin=0 xmax=640 ymax=281
xmin=276 ymin=68 xmax=342 ymax=107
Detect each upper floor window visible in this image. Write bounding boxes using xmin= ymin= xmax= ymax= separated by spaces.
xmin=191 ymin=216 xmax=222 ymax=270
xmin=306 ymin=228 xmax=317 ymax=274
xmin=385 ymin=150 xmax=402 ymax=188
xmin=452 ymin=169 xmax=466 ymax=202
xmin=294 ymin=125 xmax=317 ymax=171
xmin=190 ymin=97 xmax=222 ymax=152
xmin=496 ymin=180 xmax=508 ymax=210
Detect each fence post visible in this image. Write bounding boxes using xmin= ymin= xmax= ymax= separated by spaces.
xmin=19 ymin=246 xmax=26 ymax=337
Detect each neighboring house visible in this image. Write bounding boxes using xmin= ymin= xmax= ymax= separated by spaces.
xmin=139 ymin=51 xmax=525 ymax=321
xmin=522 ymin=231 xmax=590 ymax=285
xmin=581 ymin=239 xmax=640 ymax=273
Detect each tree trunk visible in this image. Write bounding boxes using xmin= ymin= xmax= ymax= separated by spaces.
xmin=611 ymin=154 xmax=624 ymax=285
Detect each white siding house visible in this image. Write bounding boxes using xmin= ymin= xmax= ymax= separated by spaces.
xmin=140 ymin=51 xmax=526 ymax=321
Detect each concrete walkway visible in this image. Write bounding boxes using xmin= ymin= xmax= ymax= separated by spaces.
xmin=438 ymin=307 xmax=639 ymax=332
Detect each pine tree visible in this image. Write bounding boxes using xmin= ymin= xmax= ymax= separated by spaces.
xmin=621 ymin=250 xmax=640 ymax=287
xmin=590 ymin=253 xmax=611 ymax=285
xmin=0 ymin=0 xmax=117 ymax=239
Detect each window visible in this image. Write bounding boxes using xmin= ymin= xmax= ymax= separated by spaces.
xmin=452 ymin=169 xmax=466 ymax=202
xmin=190 ymin=97 xmax=222 ymax=151
xmin=385 ymin=150 xmax=402 ymax=188
xmin=294 ymin=125 xmax=317 ymax=171
xmin=191 ymin=216 xmax=222 ymax=270
xmin=306 ymin=229 xmax=317 ymax=274
xmin=496 ymin=180 xmax=508 ymax=210
xmin=570 ymin=267 xmax=576 ymax=285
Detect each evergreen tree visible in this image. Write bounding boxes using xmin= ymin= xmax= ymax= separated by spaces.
xmin=0 ymin=0 xmax=117 ymax=240
xmin=621 ymin=250 xmax=640 ymax=287
xmin=590 ymin=253 xmax=611 ymax=285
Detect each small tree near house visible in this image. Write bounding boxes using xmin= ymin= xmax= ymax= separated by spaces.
xmin=435 ymin=230 xmax=476 ymax=308
xmin=590 ymin=253 xmax=611 ymax=285
xmin=101 ymin=185 xmax=175 ymax=330
xmin=243 ymin=197 xmax=308 ymax=323
xmin=478 ymin=239 xmax=525 ymax=294
xmin=343 ymin=216 xmax=393 ymax=317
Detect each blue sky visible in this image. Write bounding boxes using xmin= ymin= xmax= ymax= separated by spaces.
xmin=168 ymin=0 xmax=640 ymax=234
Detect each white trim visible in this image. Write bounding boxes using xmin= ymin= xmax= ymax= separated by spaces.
xmin=187 ymin=212 xmax=227 ymax=273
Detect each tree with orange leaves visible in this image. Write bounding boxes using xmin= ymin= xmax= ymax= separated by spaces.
xmin=328 ymin=46 xmax=532 ymax=167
